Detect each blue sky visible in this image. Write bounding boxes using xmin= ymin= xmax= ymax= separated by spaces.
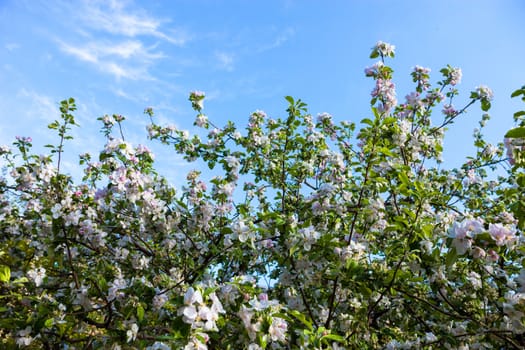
xmin=1 ymin=0 xmax=525 ymax=185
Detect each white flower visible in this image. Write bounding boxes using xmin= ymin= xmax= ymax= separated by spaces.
xmin=419 ymin=240 xmax=433 ymax=254
xmin=451 ymin=236 xmax=471 ymax=255
xmin=218 ymin=182 xmax=235 ymax=197
xmin=373 ymin=41 xmax=395 ymax=57
xmin=466 ymin=271 xmax=482 ymax=290
xmin=317 ymin=112 xmax=332 ymax=123
xmin=448 ymin=219 xmax=484 ymax=255
xmin=184 ymin=333 xmax=209 ymax=350
xmin=181 ymin=305 xmax=198 ymax=323
xmin=268 ymin=317 xmax=287 ymax=342
xmin=107 ymin=274 xmax=127 ymax=301
xmin=503 ymin=292 xmax=525 ymax=324
xmin=153 ymin=293 xmax=169 ymax=310
xmin=489 ymin=223 xmax=516 ymax=247
xmin=126 ymin=323 xmax=138 ymax=342
xmin=299 ymin=225 xmax=320 ymax=251
xmin=209 ymin=292 xmax=225 ymax=314
xmin=184 ymin=287 xmax=203 ymax=305
xmin=476 ymin=85 xmax=494 ymax=101
xmin=65 ymin=209 xmax=82 ymax=226
xmin=462 ymin=169 xmax=481 ymax=186
xmin=132 ymin=255 xmax=151 ymax=270
xmin=249 ymin=293 xmax=277 ymax=311
xmin=190 ymin=91 xmax=205 ymax=110
xmin=199 ymin=305 xmax=219 ymax=331
xmin=51 ymin=203 xmax=62 ymax=219
xmin=238 ymin=305 xmax=259 ymax=340
xmin=449 ymin=67 xmax=462 ymax=86
xmin=16 ymin=326 xmax=33 ymax=346
xmin=225 ymin=156 xmax=240 ymax=170
xmin=424 ymin=332 xmax=437 ymax=343
xmin=231 ymin=220 xmax=252 ymax=243
xmin=27 ymin=267 xmax=46 ymax=287
xmin=385 ymin=340 xmax=402 ymax=350
xmin=195 ymin=114 xmax=208 ymax=127
xmin=147 ymin=342 xmax=171 ymax=350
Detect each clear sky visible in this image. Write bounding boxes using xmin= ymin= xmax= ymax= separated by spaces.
xmin=1 ymin=0 xmax=525 ymax=185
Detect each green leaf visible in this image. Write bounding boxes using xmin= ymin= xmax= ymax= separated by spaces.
xmin=0 ymin=265 xmax=10 ymax=283
xmin=398 ymin=171 xmax=410 ymax=187
xmin=44 ymin=318 xmax=54 ymax=328
xmin=505 ymin=127 xmax=525 ymax=138
xmin=321 ymin=333 xmax=346 ymax=343
xmin=48 ymin=121 xmax=59 ymax=130
xmin=137 ymin=304 xmax=145 ymax=322
xmin=514 ymin=111 xmax=525 ymax=118
xmin=285 ymin=96 xmax=294 ymax=105
xmin=511 ymin=89 xmax=525 ymax=98
xmin=481 ymin=100 xmax=491 ymax=112
xmin=289 ymin=310 xmax=313 ymax=331
xmin=289 ymin=244 xmax=299 ymax=257
xmin=517 ymin=173 xmax=525 ymax=187
xmin=360 ymin=118 xmax=374 ymax=126
xmin=258 ymin=334 xmax=268 ymax=349
xmin=445 ymin=248 xmax=458 ymax=267
xmin=12 ymin=277 xmax=28 ymax=285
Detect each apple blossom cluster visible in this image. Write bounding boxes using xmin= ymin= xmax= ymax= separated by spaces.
xmin=504 ymin=136 xmax=525 ymax=165
xmin=474 ymin=85 xmax=494 ymax=101
xmin=448 ymin=218 xmax=517 ymax=256
xmin=370 ymin=41 xmax=395 ymax=59
xmin=1 ymin=42 xmax=524 ymax=349
xmin=189 ymin=90 xmax=206 ymax=112
xmin=440 ymin=65 xmax=463 ymax=87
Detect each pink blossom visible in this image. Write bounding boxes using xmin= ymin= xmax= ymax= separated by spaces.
xmin=471 ymin=246 xmax=486 ymax=259
xmin=364 ymin=61 xmax=384 ymax=78
xmin=195 ymin=114 xmax=208 ymax=127
xmin=476 ymin=85 xmax=493 ymax=101
xmin=449 ymin=67 xmax=462 ymax=86
xmin=488 ymin=223 xmax=516 ymax=246
xmin=371 ymin=79 xmax=397 ymax=112
xmin=487 ymin=249 xmax=499 ymax=262
xmin=268 ymin=317 xmax=287 ymax=342
xmin=189 ymin=91 xmax=205 ymax=110
xmin=373 ymin=41 xmax=395 ymax=57
xmin=442 ymin=104 xmax=456 ymax=117
xmin=449 ymin=219 xmax=483 ymax=255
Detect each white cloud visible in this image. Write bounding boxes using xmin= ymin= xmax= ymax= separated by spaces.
xmin=59 ymin=43 xmax=98 ymax=63
xmin=103 ymin=61 xmax=147 ymax=80
xmin=17 ymin=88 xmax=59 ymax=123
xmin=107 ymin=41 xmax=164 ymax=60
xmin=215 ymin=51 xmax=235 ymax=71
xmin=257 ymin=27 xmax=295 ymax=53
xmin=78 ymin=0 xmax=189 ymax=45
xmin=51 ymin=0 xmax=184 ymax=81
xmin=58 ymin=40 xmax=161 ymax=80
xmin=113 ymin=88 xmax=133 ymax=100
xmin=59 ymin=40 xmax=164 ymax=61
